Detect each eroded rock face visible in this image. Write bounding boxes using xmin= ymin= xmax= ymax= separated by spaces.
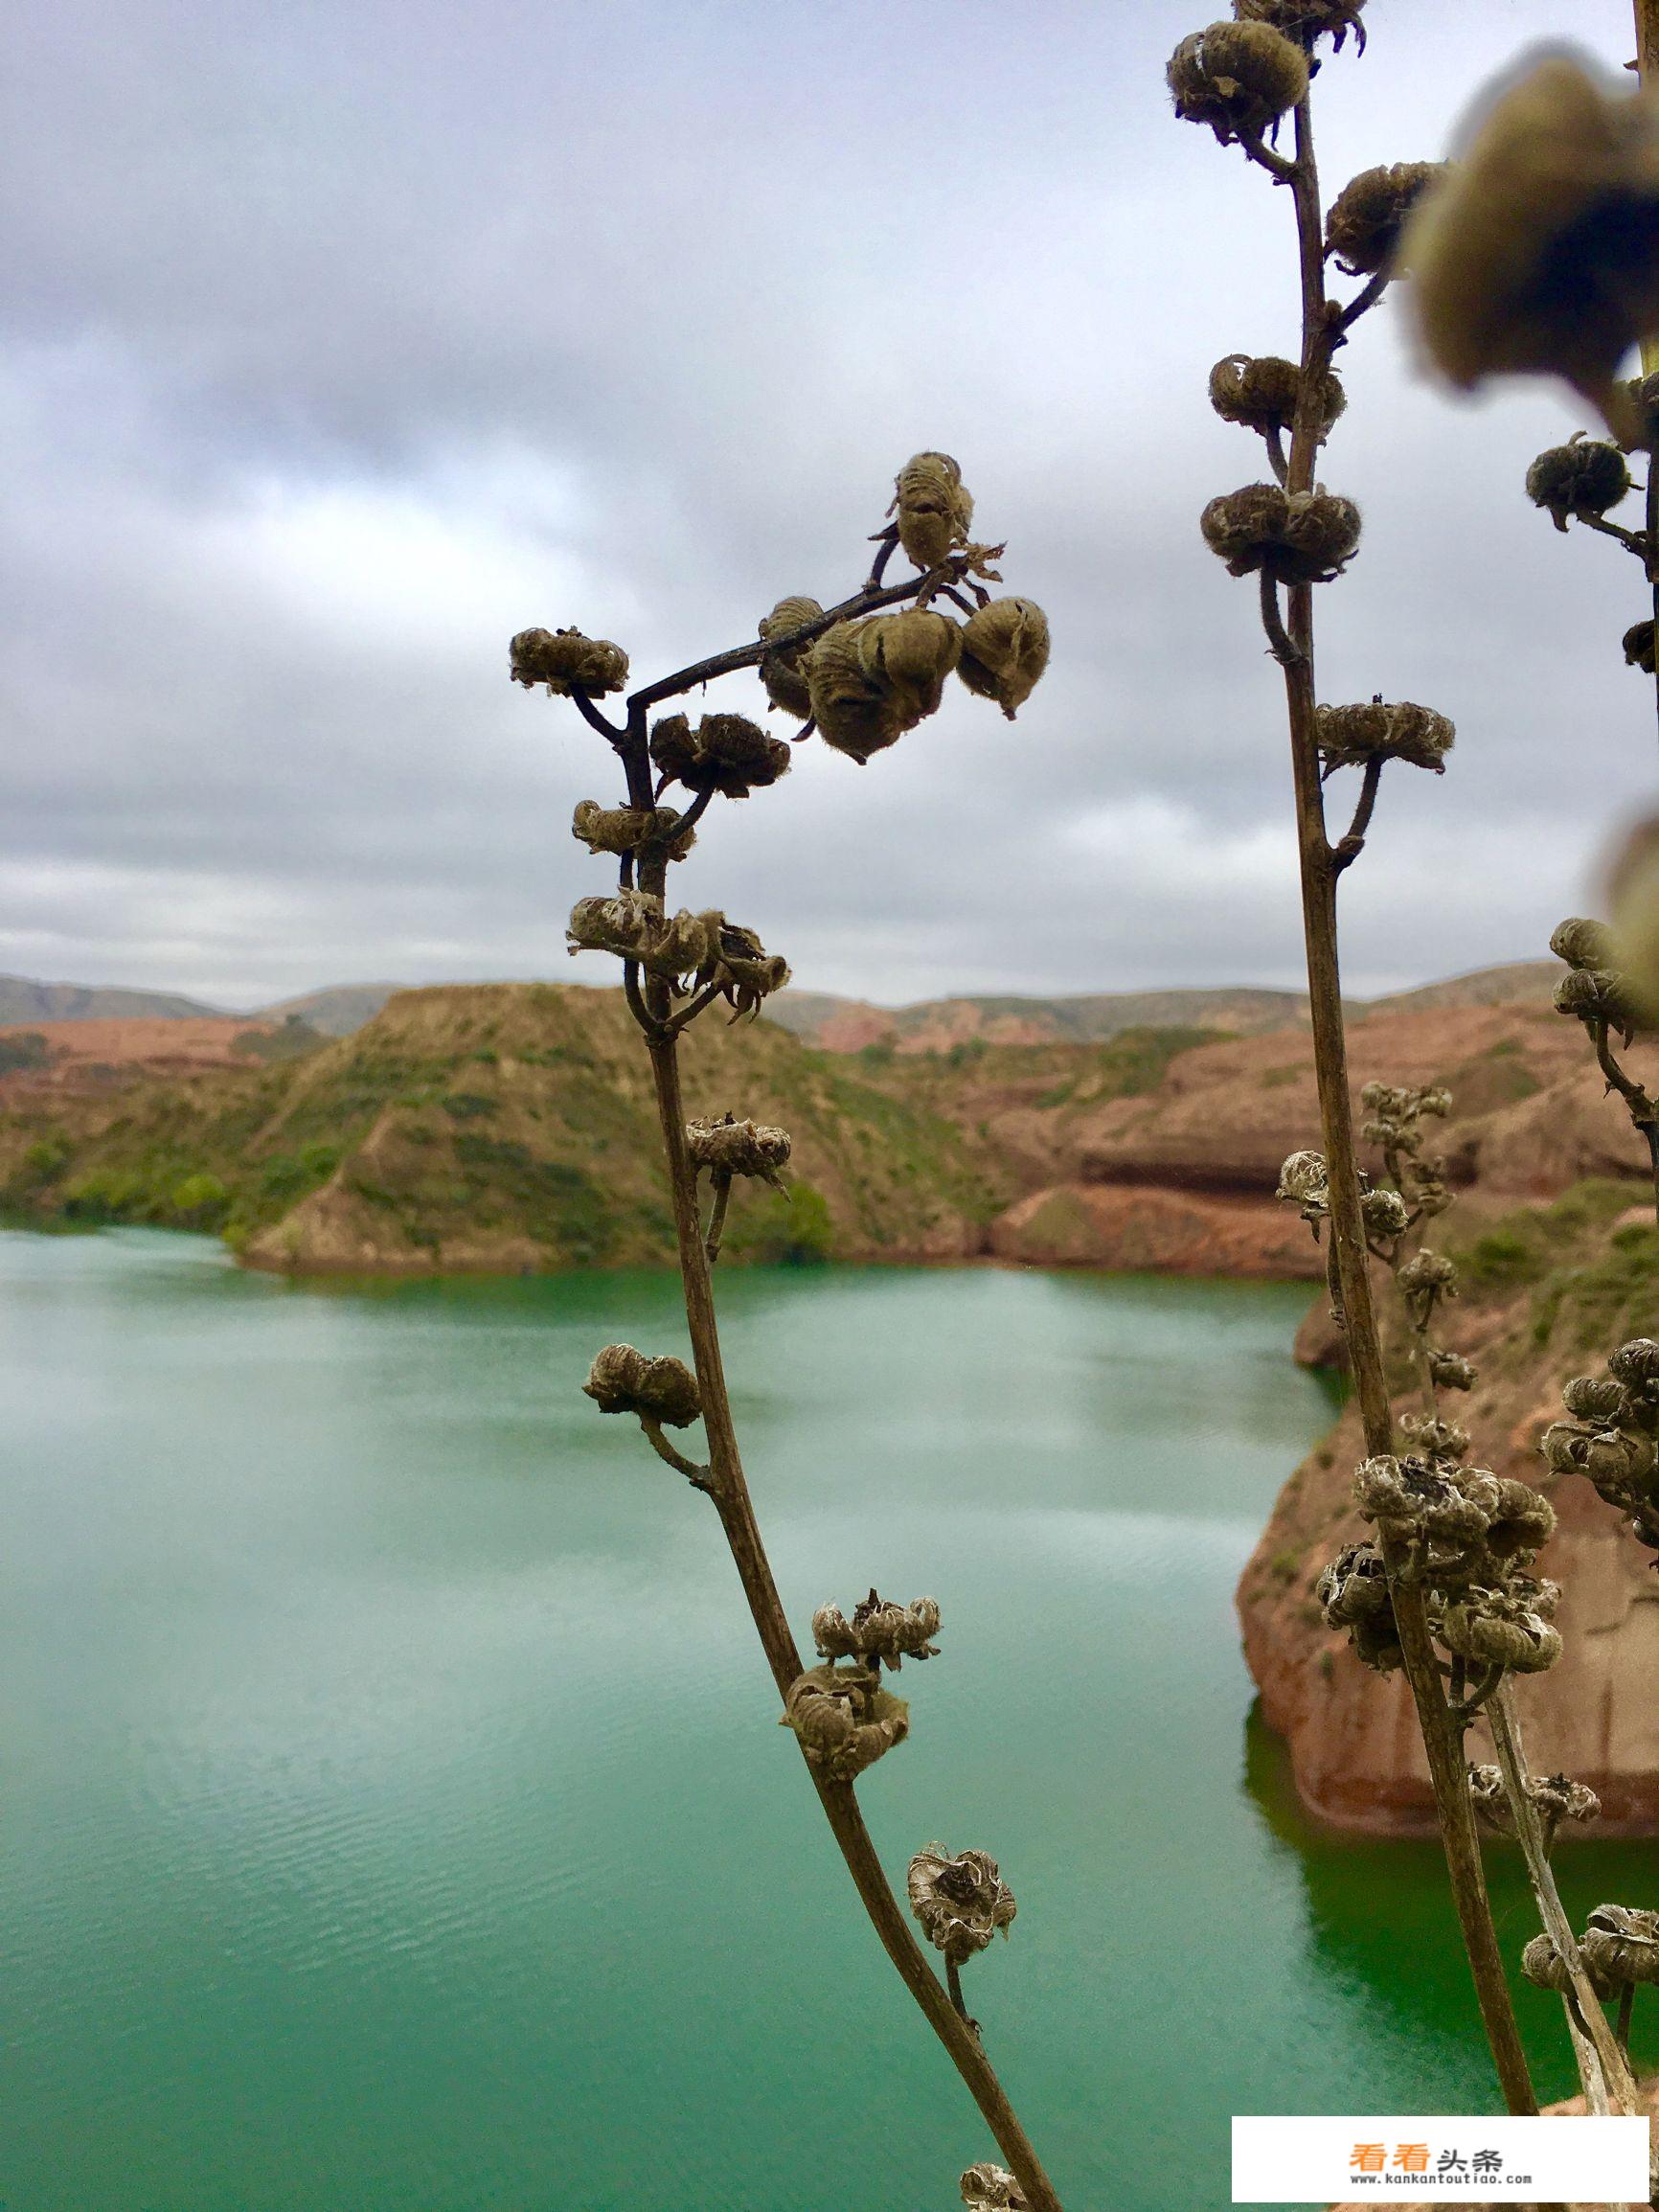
xmin=1239 ymin=1385 xmax=1659 ymax=1837
xmin=989 ymin=1183 xmax=1322 ymax=1277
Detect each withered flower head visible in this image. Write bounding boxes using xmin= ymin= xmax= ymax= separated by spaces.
xmin=694 ymin=916 xmax=791 ymax=1019
xmin=1522 ymin=1930 xmax=1621 ymax=2000
xmin=566 ymin=891 xmax=717 ymax=982
xmin=757 ymin=596 xmax=825 ymax=719
xmin=1609 ymin=1336 xmax=1659 ymax=1392
xmin=812 ymin=1590 xmax=942 ymax=1672
xmin=1429 ymin=1348 xmax=1478 ymax=1392
xmin=907 ymin=1846 xmax=1017 ymax=1960
xmin=1315 ymin=699 xmax=1454 ymax=774
xmin=888 ymin=453 xmax=975 ymax=572
xmin=649 ymin=712 xmax=792 ymax=799
xmin=1404 ymin=58 xmax=1659 ymax=421
xmin=1276 ymin=1149 xmax=1328 ymax=1198
xmin=1398 ymin=1248 xmax=1458 ymax=1300
xmin=1168 ymin=21 xmax=1309 ymax=145
xmin=1325 ymin=162 xmax=1443 ymax=276
xmin=582 ymin=1343 xmax=703 ymax=1427
xmin=956 ymin=598 xmax=1052 ymax=720
xmin=1579 ymin=1903 xmax=1659 ymax=1986
xmin=685 ymin=1116 xmax=792 ymax=1185
xmin=1398 ymin=1412 xmax=1469 ymax=1463
xmin=509 ymin=626 xmax=629 ymax=696
xmin=1552 ymin=965 xmax=1639 ymax=1034
xmin=1233 ymin=0 xmax=1365 ymax=54
xmin=1549 ymin=914 xmax=1618 ymax=971
xmin=961 ymin=2166 xmax=1030 ymax=2211
xmin=1200 ymin=483 xmax=1362 ymax=584
xmin=1209 ymin=354 xmax=1346 ymax=439
xmin=1625 ymin=619 xmax=1657 ymax=674
xmin=1525 ymin=434 xmax=1632 ymax=531
xmin=807 ymin=620 xmax=909 ymax=764
xmin=783 ymin=1662 xmax=909 ymax=1781
xmin=570 ymin=800 xmax=694 ymax=861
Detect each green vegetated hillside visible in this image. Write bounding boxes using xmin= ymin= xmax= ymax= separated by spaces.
xmin=0 ymin=985 xmax=1009 ymax=1273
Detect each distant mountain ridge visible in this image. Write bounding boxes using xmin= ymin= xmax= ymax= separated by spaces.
xmin=0 ymin=962 xmax=1557 ymax=1050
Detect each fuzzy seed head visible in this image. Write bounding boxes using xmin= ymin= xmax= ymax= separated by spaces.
xmin=1525 ymin=434 xmax=1632 ymax=528
xmin=1209 ymin=353 xmax=1346 ymax=439
xmin=1326 ymin=162 xmax=1443 ymax=276
xmin=1200 ymin=483 xmax=1362 ymax=583
xmin=509 ymin=626 xmax=629 ymax=697
xmin=648 ymin=712 xmax=792 ymax=799
xmin=1168 ymin=21 xmax=1309 ymax=145
xmin=582 ymin=1343 xmax=703 ymax=1427
xmin=1233 ymin=0 xmax=1365 ymax=51
xmin=757 ymin=596 xmax=824 ymax=719
xmin=888 ymin=452 xmax=974 ymax=572
xmin=956 ymin=598 xmax=1051 ymax=719
xmin=1316 ymin=699 xmax=1454 ymax=775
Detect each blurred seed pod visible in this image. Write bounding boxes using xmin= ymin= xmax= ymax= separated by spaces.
xmin=1552 ymin=965 xmax=1641 ymax=1035
xmin=1429 ymin=1348 xmax=1477 ymax=1392
xmin=1529 ymin=1772 xmax=1602 ymax=1832
xmin=570 ymin=800 xmax=694 ymax=861
xmin=1360 ymin=1187 xmax=1409 ymax=1240
xmin=783 ymin=1663 xmax=909 ymax=1781
xmin=1233 ymin=0 xmax=1365 ymax=54
xmin=907 ymin=1846 xmax=1017 ymax=1961
xmin=961 ymin=2167 xmax=1029 ymax=2211
xmin=1398 ymin=1412 xmax=1469 ymax=1463
xmin=1483 ymin=1476 xmax=1557 ymax=1563
xmin=1316 ymin=699 xmax=1454 ymax=774
xmin=1167 ymin=20 xmax=1309 ymax=145
xmin=685 ymin=1116 xmax=792 ymax=1184
xmin=1200 ymin=483 xmax=1362 ymax=583
xmin=1609 ymin=1336 xmax=1659 ymax=1391
xmin=509 ymin=626 xmax=629 ymax=696
xmin=888 ymin=452 xmax=975 ymax=572
xmin=1608 ymin=815 xmax=1659 ymax=1025
xmin=1625 ymin=619 xmax=1656 ymax=673
xmin=858 ymin=606 xmax=963 ymax=722
xmin=1550 ymin=915 xmax=1618 ymax=971
xmin=956 ymin=598 xmax=1051 ymax=719
xmin=757 ymin=596 xmax=825 ymax=719
xmin=1525 ymin=434 xmax=1632 ymax=530
xmin=807 ymin=620 xmax=909 ymax=764
xmin=1403 ymin=58 xmax=1659 ymax=422
xmin=1522 ymin=1931 xmax=1621 ymax=2000
xmin=1209 ymin=354 xmax=1346 ymax=439
xmin=649 ymin=712 xmax=792 ymax=798
xmin=1325 ymin=162 xmax=1443 ymax=277
xmin=1579 ymin=1903 xmax=1659 ymax=1986
xmin=1562 ymin=1374 xmax=1630 ymax=1424
xmin=1276 ymin=1149 xmax=1329 ymax=1199
xmin=582 ymin=1343 xmax=703 ymax=1427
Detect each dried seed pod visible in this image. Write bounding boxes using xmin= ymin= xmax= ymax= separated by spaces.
xmin=1325 ymin=162 xmax=1443 ymax=277
xmin=1625 ymin=619 xmax=1656 ymax=673
xmin=1403 ymin=58 xmax=1659 ymax=420
xmin=1233 ymin=0 xmax=1365 ymax=53
xmin=888 ymin=452 xmax=974 ymax=572
xmin=757 ymin=596 xmax=824 ymax=719
xmin=509 ymin=626 xmax=629 ymax=696
xmin=1398 ymin=1249 xmax=1457 ymax=1301
xmin=1398 ymin=1412 xmax=1469 ymax=1463
xmin=1317 ymin=1542 xmax=1402 ymax=1671
xmin=649 ymin=712 xmax=792 ymax=799
xmin=806 ymin=620 xmax=909 ymax=764
xmin=907 ymin=1846 xmax=1017 ymax=1960
xmin=570 ymin=800 xmax=694 ymax=860
xmin=783 ymin=1663 xmax=909 ymax=1781
xmin=1360 ymin=1187 xmax=1409 ymax=1240
xmin=812 ymin=1590 xmax=941 ymax=1672
xmin=582 ymin=1343 xmax=703 ymax=1427
xmin=956 ymin=598 xmax=1052 ymax=720
xmin=1550 ymin=915 xmax=1618 ymax=971
xmin=1167 ymin=20 xmax=1309 ymax=145
xmin=565 ymin=891 xmax=716 ymax=982
xmin=1209 ymin=354 xmax=1345 ymax=440
xmin=1276 ymin=1149 xmax=1329 ymax=1210
xmin=1429 ymin=1349 xmax=1477 ymax=1392
xmin=858 ymin=606 xmax=963 ymax=721
xmin=1483 ymin=1476 xmax=1557 ymax=1563
xmin=1579 ymin=1904 xmax=1659 ymax=1986
xmin=1529 ymin=1772 xmax=1602 ymax=1832
xmin=685 ymin=1116 xmax=792 ymax=1184
xmin=1609 ymin=1337 xmax=1659 ymax=1393
xmin=1562 ymin=1374 xmax=1630 ymax=1424
xmin=1552 ymin=965 xmax=1640 ymax=1033
xmin=1200 ymin=483 xmax=1362 ymax=584
xmin=1315 ymin=699 xmax=1454 ymax=774
xmin=1522 ymin=1931 xmax=1621 ymax=2001
xmin=1438 ymin=1585 xmax=1562 ymax=1674
xmin=961 ymin=2166 xmax=1030 ymax=2211
xmin=693 ymin=916 xmax=791 ymax=1019
xmin=1525 ymin=434 xmax=1632 ymax=530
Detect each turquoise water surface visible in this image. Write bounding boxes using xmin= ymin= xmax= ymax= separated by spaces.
xmin=0 ymin=1230 xmax=1649 ymax=2212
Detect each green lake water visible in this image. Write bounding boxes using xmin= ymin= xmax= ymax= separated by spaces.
xmin=0 ymin=1229 xmax=1652 ymax=2212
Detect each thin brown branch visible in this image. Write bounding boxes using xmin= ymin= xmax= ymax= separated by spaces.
xmin=702 ymin=1172 xmax=733 ymax=1266
xmin=1259 ymin=572 xmax=1304 ymax=667
xmin=640 ymin=1418 xmax=714 ymax=1493
xmin=1334 ymin=269 xmax=1390 ymax=332
xmin=569 ymin=689 xmax=627 ymax=744
xmin=1263 ymin=422 xmax=1290 ymax=486
xmin=1331 ymin=757 xmax=1384 ymax=872
xmin=1239 ymin=128 xmax=1297 ymax=183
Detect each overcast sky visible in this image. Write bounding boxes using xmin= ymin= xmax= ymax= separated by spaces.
xmin=1 ymin=0 xmax=1650 ymax=1010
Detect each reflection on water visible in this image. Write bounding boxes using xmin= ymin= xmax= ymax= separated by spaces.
xmin=0 ymin=1230 xmax=1645 ymax=2212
